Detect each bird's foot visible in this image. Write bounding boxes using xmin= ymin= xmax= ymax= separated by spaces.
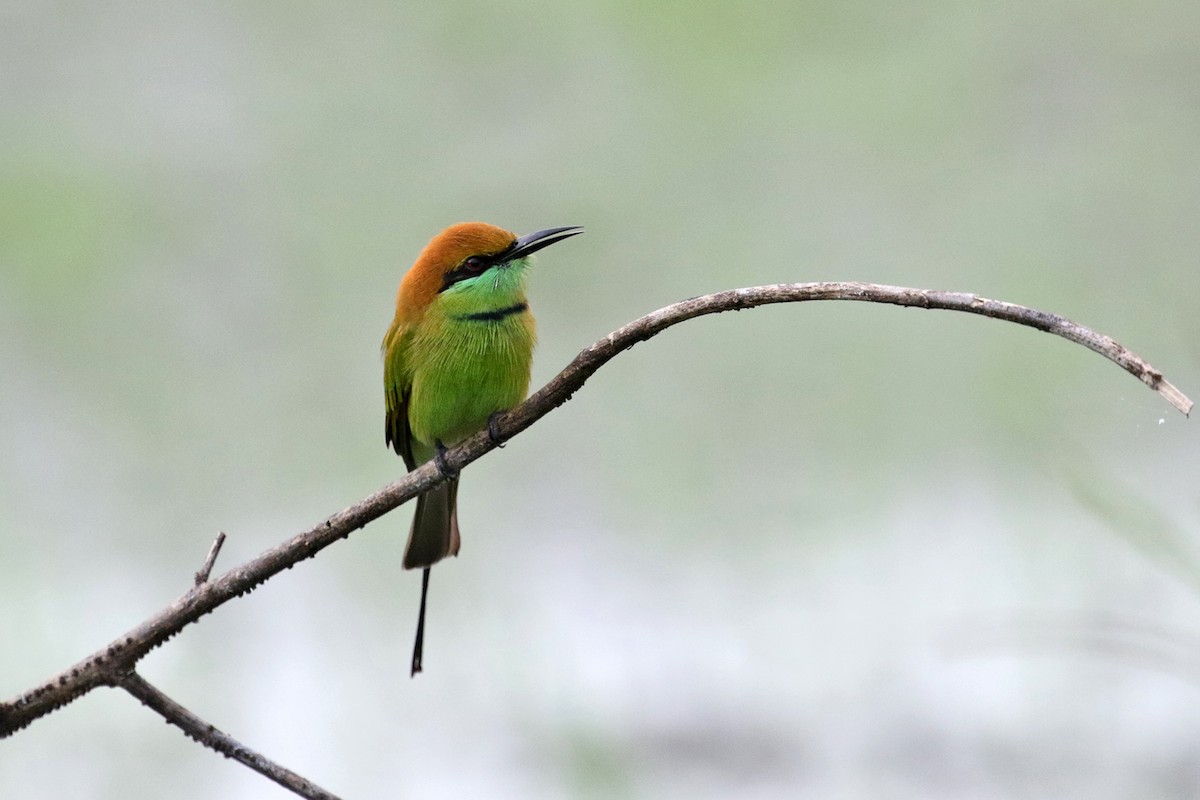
xmin=433 ymin=440 xmax=458 ymax=479
xmin=487 ymin=412 xmax=506 ymax=448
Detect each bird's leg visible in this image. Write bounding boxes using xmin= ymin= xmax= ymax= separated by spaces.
xmin=487 ymin=412 xmax=506 ymax=448
xmin=411 ymin=567 xmax=430 ymax=677
xmin=433 ymin=440 xmax=458 ymax=479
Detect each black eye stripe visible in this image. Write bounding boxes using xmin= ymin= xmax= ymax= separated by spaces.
xmin=439 ymin=249 xmax=511 ymax=292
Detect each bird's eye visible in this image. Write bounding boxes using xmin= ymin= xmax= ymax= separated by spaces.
xmin=463 ymin=256 xmax=486 ymax=274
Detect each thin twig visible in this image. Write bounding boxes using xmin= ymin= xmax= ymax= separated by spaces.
xmin=118 ymin=671 xmax=341 ymax=800
xmin=194 ymin=532 xmax=227 ymax=586
xmin=1 ymin=282 xmax=1191 ymax=738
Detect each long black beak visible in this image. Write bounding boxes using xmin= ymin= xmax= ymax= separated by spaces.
xmin=502 ymin=226 xmax=583 ymax=263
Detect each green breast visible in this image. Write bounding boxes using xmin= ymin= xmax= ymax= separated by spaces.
xmin=406 ymin=305 xmax=536 ymax=452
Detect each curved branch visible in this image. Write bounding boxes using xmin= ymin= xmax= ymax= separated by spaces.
xmin=1 ymin=282 xmax=1191 ymax=737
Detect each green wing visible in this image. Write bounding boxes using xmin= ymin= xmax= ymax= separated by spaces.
xmin=383 ymin=329 xmax=416 ymax=471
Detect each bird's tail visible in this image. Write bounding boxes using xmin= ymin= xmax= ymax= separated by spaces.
xmin=405 ymin=477 xmax=459 ymax=675
xmin=403 ymin=477 xmax=461 ymax=569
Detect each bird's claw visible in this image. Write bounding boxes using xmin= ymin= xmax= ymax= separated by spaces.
xmin=433 ymin=441 xmax=458 ymax=479
xmin=487 ymin=412 xmax=506 ymax=448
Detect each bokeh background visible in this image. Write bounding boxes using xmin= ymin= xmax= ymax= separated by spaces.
xmin=3 ymin=1 xmax=1199 ymax=798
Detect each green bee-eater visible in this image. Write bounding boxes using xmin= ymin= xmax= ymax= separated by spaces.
xmin=382 ymin=222 xmax=582 ymax=674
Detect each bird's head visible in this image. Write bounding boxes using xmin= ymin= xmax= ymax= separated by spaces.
xmin=397 ymin=222 xmax=582 ymax=317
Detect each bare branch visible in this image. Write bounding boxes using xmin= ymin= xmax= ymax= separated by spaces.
xmin=1 ymin=282 xmax=1191 ymax=738
xmin=118 ymin=671 xmax=341 ymax=800
xmin=194 ymin=532 xmax=227 ymax=586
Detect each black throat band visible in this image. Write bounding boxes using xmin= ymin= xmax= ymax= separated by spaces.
xmin=453 ymin=302 xmax=528 ymax=323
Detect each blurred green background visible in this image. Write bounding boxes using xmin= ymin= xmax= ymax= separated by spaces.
xmin=3 ymin=1 xmax=1199 ymax=797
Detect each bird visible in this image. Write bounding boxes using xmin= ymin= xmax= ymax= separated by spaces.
xmin=382 ymin=221 xmax=583 ymax=675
